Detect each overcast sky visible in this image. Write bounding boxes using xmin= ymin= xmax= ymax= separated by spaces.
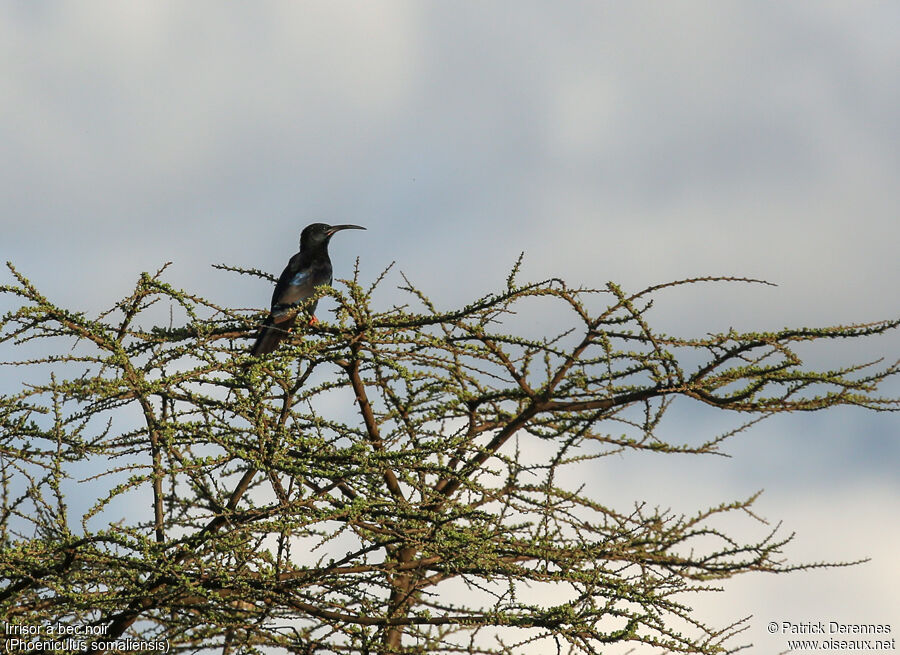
xmin=2 ymin=3 xmax=898 ymax=652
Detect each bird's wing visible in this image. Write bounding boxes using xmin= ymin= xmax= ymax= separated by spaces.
xmin=269 ymin=253 xmax=319 ymax=320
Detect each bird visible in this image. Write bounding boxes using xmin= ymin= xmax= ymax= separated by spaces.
xmin=249 ymin=223 xmax=365 ymax=356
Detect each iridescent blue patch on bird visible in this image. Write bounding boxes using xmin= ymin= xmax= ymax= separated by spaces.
xmin=290 ymin=270 xmax=311 ymax=287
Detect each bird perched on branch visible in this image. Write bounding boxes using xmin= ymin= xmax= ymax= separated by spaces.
xmin=249 ymin=223 xmax=365 ymax=356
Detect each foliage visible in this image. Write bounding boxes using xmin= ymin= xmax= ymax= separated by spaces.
xmin=1 ymin=258 xmax=897 ymax=654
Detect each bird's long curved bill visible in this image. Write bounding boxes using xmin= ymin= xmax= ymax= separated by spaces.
xmin=326 ymin=224 xmax=366 ymax=235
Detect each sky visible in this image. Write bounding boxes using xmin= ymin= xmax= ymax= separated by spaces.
xmin=1 ymin=2 xmax=898 ymax=652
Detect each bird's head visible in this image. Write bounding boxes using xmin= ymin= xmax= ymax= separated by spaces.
xmin=300 ymin=223 xmax=366 ymax=249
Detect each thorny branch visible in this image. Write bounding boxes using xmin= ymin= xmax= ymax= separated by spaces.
xmin=1 ymin=260 xmax=897 ymax=654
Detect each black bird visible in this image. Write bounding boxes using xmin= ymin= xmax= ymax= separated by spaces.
xmin=250 ymin=223 xmax=365 ymax=356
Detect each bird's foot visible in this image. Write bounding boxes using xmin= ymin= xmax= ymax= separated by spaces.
xmin=308 ymin=315 xmax=319 ymax=326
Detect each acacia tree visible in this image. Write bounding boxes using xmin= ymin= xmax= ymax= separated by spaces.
xmin=1 ymin=258 xmax=897 ymax=654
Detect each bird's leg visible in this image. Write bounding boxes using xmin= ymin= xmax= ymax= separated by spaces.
xmin=308 ymin=315 xmax=319 ymax=326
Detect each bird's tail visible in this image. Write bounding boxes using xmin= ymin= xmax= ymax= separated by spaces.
xmin=249 ymin=315 xmax=288 ymax=356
